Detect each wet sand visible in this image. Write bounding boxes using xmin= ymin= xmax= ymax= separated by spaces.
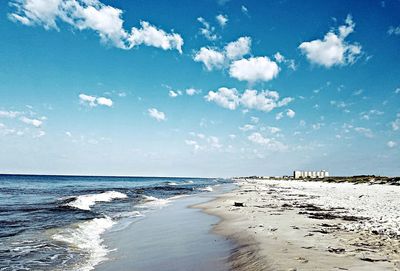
xmin=197 ymin=179 xmax=400 ymax=271
xmin=95 ymin=185 xmax=234 ymax=271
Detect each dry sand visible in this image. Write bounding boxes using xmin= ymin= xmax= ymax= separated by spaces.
xmin=197 ymin=179 xmax=400 ymax=271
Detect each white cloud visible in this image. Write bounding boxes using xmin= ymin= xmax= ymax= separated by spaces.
xmin=247 ymin=132 xmax=287 ymax=151
xmin=216 ymin=14 xmax=228 ymax=27
xmin=267 ymin=126 xmax=281 ymax=134
xmin=241 ymin=5 xmax=248 ymax=15
xmin=273 ymin=52 xmax=297 ymax=70
xmin=168 ymin=90 xmax=179 ymax=98
xmin=286 ymin=109 xmax=296 ymax=118
xmin=194 ymin=47 xmax=225 ymax=71
xmin=250 ymin=116 xmax=259 ymax=123
xmin=388 ymin=26 xmax=400 ymax=36
xmin=275 ymin=112 xmax=284 ymax=120
xmin=395 ymin=88 xmax=400 ymax=94
xmin=96 ymin=97 xmax=113 ymax=107
xmin=185 ymin=139 xmax=201 ymax=152
xmin=353 ymin=89 xmax=363 ymax=96
xmin=128 ymin=21 xmax=183 ymax=53
xmin=197 ymin=17 xmax=217 ymax=41
xmin=205 ymin=87 xmax=239 ymax=110
xmin=0 ymin=110 xmax=21 ymax=118
xmin=148 ymin=108 xmax=166 ymax=121
xmin=79 ymin=93 xmax=97 ymax=107
xmin=185 ymin=88 xmax=199 ymax=96
xmin=34 ymin=130 xmax=46 ymax=138
xmin=20 ymin=116 xmax=42 ymax=128
xmin=354 ymin=127 xmax=374 ymax=138
xmin=207 ymin=136 xmax=222 ymax=149
xmin=193 ymin=36 xmax=252 ymax=71
xmin=392 ymin=114 xmax=400 ymax=131
xmin=79 ymin=93 xmax=113 ymax=107
xmin=360 ymin=109 xmax=383 ymax=120
xmin=387 ymin=141 xmax=397 ymax=148
xmin=224 ymin=36 xmax=251 ymax=60
xmin=274 ymin=52 xmax=285 ymax=63
xmin=229 ymin=57 xmax=279 ymax=83
xmin=240 ymin=89 xmax=293 ymax=112
xmin=9 ymin=0 xmax=183 ymax=52
xmin=239 ymin=124 xmax=255 ymax=131
xmin=205 ymin=88 xmax=293 ymax=112
xmin=299 ymin=15 xmax=362 ymax=68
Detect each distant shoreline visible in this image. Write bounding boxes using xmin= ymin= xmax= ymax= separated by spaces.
xmin=236 ymin=175 xmax=400 ymax=185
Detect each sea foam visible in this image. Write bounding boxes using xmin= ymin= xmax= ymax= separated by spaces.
xmin=198 ymin=186 xmax=213 ymax=192
xmin=66 ymin=191 xmax=127 ymax=211
xmin=52 ymin=216 xmax=115 ymax=271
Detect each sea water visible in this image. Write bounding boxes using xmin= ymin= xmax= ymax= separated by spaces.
xmin=0 ymin=175 xmax=229 ymax=271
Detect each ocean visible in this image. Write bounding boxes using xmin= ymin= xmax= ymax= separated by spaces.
xmin=0 ymin=174 xmax=230 ymax=271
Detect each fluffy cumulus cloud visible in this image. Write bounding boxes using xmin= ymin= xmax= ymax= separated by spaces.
xmin=194 ymin=37 xmax=280 ymax=83
xmin=205 ymin=87 xmax=239 ymax=110
xmin=128 ymin=21 xmax=183 ymax=53
xmin=247 ymin=132 xmax=287 ymax=151
xmin=205 ymin=87 xmax=293 ymax=112
xmin=9 ymin=0 xmax=183 ymax=52
xmin=193 ymin=47 xmax=225 ymax=71
xmin=79 ymin=93 xmax=113 ymax=107
xmin=194 ymin=36 xmax=255 ymax=73
xmin=224 ymin=36 xmax=251 ymax=60
xmin=299 ymin=15 xmax=362 ymax=68
xmin=229 ymin=57 xmax=279 ymax=83
xmin=240 ymin=89 xmax=291 ymax=111
xmin=216 ymin=14 xmax=228 ymax=27
xmin=148 ymin=108 xmax=166 ymax=121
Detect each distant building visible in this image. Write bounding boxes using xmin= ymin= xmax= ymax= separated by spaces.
xmin=294 ymin=170 xmax=329 ymax=179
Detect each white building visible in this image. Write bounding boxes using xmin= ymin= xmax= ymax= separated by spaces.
xmin=294 ymin=170 xmax=329 ymax=179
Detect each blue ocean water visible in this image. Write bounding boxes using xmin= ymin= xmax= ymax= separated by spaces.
xmin=0 ymin=174 xmax=229 ymax=271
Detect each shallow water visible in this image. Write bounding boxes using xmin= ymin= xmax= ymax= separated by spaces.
xmin=0 ymin=174 xmax=230 ymax=271
xmin=96 ymin=184 xmax=234 ymax=271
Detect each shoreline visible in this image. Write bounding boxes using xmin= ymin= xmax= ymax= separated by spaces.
xmin=197 ymin=179 xmax=400 ymax=271
xmin=95 ymin=184 xmax=235 ymax=271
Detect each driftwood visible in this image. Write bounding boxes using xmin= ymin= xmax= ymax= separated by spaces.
xmin=234 ymin=202 xmax=244 ymax=207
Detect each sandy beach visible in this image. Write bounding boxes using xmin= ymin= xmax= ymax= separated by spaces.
xmin=198 ymin=179 xmax=400 ymax=271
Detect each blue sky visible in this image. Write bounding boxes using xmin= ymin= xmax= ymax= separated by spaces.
xmin=0 ymin=0 xmax=399 ymax=177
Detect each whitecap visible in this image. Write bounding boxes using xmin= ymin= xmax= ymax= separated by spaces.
xmin=140 ymin=195 xmax=170 ymax=207
xmin=65 ymin=191 xmax=128 ymax=211
xmin=198 ymin=186 xmax=213 ymax=192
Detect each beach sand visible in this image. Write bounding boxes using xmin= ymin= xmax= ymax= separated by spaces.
xmin=95 ymin=185 xmax=234 ymax=271
xmin=197 ymin=179 xmax=400 ymax=271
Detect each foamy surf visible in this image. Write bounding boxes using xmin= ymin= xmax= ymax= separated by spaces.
xmin=52 ymin=216 xmax=115 ymax=271
xmin=140 ymin=195 xmax=171 ymax=207
xmin=65 ymin=191 xmax=128 ymax=211
xmin=198 ymin=186 xmax=213 ymax=192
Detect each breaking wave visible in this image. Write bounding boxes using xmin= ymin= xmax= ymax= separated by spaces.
xmin=65 ymin=191 xmax=128 ymax=211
